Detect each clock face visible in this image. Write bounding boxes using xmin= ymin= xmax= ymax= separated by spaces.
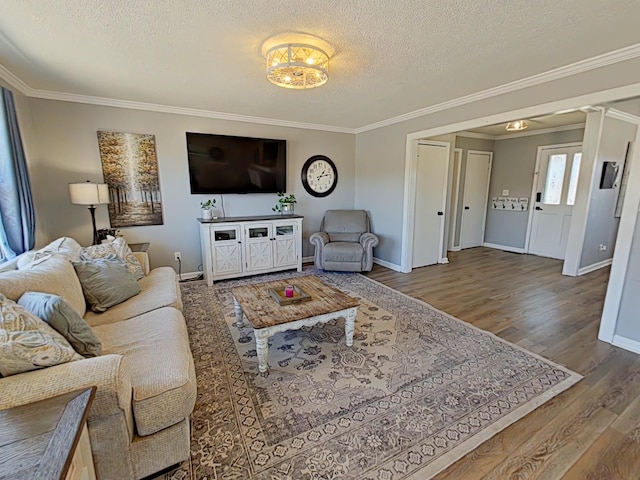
xmin=301 ymin=155 xmax=338 ymax=197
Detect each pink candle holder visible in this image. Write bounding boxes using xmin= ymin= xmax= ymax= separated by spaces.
xmin=284 ymin=285 xmax=294 ymax=297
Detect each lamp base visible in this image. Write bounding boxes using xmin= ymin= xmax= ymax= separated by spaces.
xmin=88 ymin=206 xmax=99 ymax=245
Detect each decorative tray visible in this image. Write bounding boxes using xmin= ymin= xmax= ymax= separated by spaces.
xmin=269 ymin=285 xmax=312 ymax=306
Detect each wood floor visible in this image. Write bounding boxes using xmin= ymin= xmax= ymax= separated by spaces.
xmin=365 ymin=247 xmax=640 ymax=480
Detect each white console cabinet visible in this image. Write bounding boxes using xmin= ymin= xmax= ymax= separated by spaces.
xmin=199 ymin=215 xmax=303 ymax=285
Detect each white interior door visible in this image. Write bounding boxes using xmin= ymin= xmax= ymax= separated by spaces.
xmin=412 ymin=142 xmax=449 ymax=268
xmin=460 ymin=151 xmax=492 ymax=249
xmin=529 ymin=145 xmax=583 ymax=259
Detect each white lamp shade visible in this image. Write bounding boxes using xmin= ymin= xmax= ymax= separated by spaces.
xmin=69 ymin=182 xmax=110 ymax=205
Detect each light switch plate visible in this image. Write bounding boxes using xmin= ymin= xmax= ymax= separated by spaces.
xmin=502 ymin=189 xmax=509 ymax=196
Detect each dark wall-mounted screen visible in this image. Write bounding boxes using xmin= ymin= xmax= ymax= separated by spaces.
xmin=186 ymin=132 xmax=286 ymax=194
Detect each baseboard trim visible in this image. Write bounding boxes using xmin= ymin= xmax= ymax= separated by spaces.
xmin=577 ymin=258 xmax=613 ymax=276
xmin=449 ymin=246 xmax=461 ymax=252
xmin=373 ymin=257 xmax=404 ymax=272
xmin=439 ymin=257 xmax=449 ymax=264
xmin=302 ymin=256 xmax=314 ymax=264
xmin=482 ymin=242 xmax=525 ymax=254
xmin=612 ymin=334 xmax=640 ymax=355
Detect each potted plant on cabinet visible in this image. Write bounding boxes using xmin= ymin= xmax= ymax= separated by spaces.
xmin=201 ymin=199 xmax=217 ymax=220
xmin=272 ymin=193 xmax=297 ymax=215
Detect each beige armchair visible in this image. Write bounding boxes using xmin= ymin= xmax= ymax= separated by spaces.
xmin=310 ymin=210 xmax=379 ymax=272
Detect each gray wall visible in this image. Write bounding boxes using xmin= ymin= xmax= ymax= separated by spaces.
xmin=615 ymin=212 xmax=640 ymax=341
xmin=23 ymin=99 xmax=355 ymax=271
xmin=354 ymin=56 xmax=640 ymax=267
xmin=580 ymin=116 xmax=637 ymax=268
xmin=485 ymin=128 xmax=585 ymax=249
xmin=453 ymin=136 xmax=495 ymax=248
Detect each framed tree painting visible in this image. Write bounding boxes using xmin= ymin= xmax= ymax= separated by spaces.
xmin=97 ymin=131 xmax=163 ymax=227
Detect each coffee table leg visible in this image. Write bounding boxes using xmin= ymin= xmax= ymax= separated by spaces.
xmin=345 ymin=307 xmax=357 ymax=346
xmin=233 ymin=298 xmax=244 ymax=328
xmin=255 ymin=330 xmax=270 ymax=373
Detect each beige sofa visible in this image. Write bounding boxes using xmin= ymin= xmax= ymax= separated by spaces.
xmin=0 ymin=238 xmax=196 ymax=480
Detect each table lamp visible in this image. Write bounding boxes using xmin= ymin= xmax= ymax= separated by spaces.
xmin=69 ymin=181 xmax=110 ymax=245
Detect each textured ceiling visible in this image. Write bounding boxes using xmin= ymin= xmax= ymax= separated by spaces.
xmin=467 ymin=111 xmax=587 ymax=136
xmin=0 ymin=0 xmax=639 ymax=129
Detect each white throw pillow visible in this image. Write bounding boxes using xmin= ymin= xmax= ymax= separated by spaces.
xmin=0 ymin=293 xmax=82 ymax=377
xmin=81 ymin=238 xmax=144 ymax=280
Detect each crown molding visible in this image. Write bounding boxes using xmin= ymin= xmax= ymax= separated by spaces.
xmin=355 ymin=43 xmax=640 ymax=133
xmin=605 ymin=108 xmax=640 ymax=124
xmin=457 ymin=131 xmax=495 ymax=140
xmin=494 ymin=122 xmax=586 ymax=140
xmin=28 ymin=88 xmax=356 ymax=134
xmin=0 ymin=63 xmax=32 ymax=94
xmin=0 ymin=43 xmax=639 ymax=135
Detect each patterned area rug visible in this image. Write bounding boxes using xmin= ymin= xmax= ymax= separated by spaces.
xmin=163 ymin=269 xmax=581 ymax=479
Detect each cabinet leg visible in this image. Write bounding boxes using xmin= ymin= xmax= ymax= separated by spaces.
xmin=345 ymin=307 xmax=357 ymax=347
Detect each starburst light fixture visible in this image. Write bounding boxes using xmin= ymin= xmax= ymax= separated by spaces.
xmin=505 ymin=120 xmax=529 ymax=131
xmin=266 ymin=43 xmax=329 ymax=89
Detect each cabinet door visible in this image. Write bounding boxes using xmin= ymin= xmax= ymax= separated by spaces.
xmin=245 ymin=224 xmax=273 ymax=272
xmin=212 ymin=225 xmax=243 ymax=276
xmin=272 ymin=221 xmax=298 ymax=268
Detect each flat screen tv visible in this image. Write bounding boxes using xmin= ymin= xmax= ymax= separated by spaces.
xmin=186 ymin=132 xmax=286 ymax=194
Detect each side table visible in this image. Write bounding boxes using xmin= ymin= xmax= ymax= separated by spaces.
xmin=0 ymin=387 xmax=97 ymax=480
xmin=129 ymin=242 xmax=150 ymax=252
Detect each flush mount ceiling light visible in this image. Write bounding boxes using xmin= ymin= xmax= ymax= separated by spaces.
xmin=505 ymin=120 xmax=529 ymax=131
xmin=266 ymin=43 xmax=329 ymax=89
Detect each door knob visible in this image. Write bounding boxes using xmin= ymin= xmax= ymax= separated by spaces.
xmin=437 ymin=211 xmax=443 ymax=216
xmin=535 ymin=206 xmax=543 ymax=211
xmin=464 ymin=206 xmax=470 ymax=210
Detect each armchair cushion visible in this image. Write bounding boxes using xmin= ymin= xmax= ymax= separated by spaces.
xmin=323 ymin=242 xmax=364 ymax=263
xmin=322 ymin=210 xmax=369 ymax=242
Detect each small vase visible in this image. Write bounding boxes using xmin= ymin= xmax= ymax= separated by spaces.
xmin=202 ymin=208 xmax=213 ymax=220
xmin=281 ymin=203 xmax=294 ymax=215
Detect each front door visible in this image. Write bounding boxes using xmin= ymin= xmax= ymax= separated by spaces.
xmin=460 ymin=151 xmax=492 ymax=249
xmin=412 ymin=142 xmax=449 ymax=268
xmin=529 ymin=145 xmax=583 ymax=259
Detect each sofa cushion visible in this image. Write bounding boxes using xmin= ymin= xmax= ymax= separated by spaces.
xmin=0 ymin=254 xmax=86 ymax=317
xmin=83 ymin=267 xmax=181 ymax=327
xmin=0 ymin=294 xmax=82 ymax=376
xmin=93 ymin=307 xmax=196 ymax=436
xmin=18 ymin=292 xmax=102 ymax=357
xmin=323 ymin=242 xmax=364 ymax=263
xmin=17 ymin=237 xmax=83 ymax=268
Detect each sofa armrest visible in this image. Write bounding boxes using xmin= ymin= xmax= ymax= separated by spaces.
xmin=133 ymin=251 xmax=150 ymax=275
xmin=0 ymin=354 xmax=132 ymax=420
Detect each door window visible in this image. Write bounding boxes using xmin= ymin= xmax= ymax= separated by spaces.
xmin=542 ymin=154 xmax=567 ymax=205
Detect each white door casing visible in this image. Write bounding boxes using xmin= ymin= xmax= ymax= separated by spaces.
xmin=448 ymin=148 xmax=464 ymax=251
xmin=460 ymin=150 xmax=493 ymax=249
xmin=412 ymin=141 xmax=450 ymax=268
xmin=528 ymin=144 xmax=583 ymax=260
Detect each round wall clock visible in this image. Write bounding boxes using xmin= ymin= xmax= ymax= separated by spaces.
xmin=301 ymin=155 xmax=338 ymax=197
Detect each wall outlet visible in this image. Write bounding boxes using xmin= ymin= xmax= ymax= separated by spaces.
xmin=599 ymin=244 xmax=607 ymax=252
xmin=174 ymin=251 xmax=182 ymax=261
xmin=502 ymin=189 xmax=510 ymax=196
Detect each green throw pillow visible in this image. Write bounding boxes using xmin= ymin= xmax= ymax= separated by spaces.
xmin=0 ymin=293 xmax=82 ymax=377
xmin=18 ymin=292 xmax=102 ymax=357
xmin=72 ymin=255 xmax=141 ymax=313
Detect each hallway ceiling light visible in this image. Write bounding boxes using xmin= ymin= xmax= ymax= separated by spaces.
xmin=505 ymin=120 xmax=529 ymax=131
xmin=266 ymin=43 xmax=329 ymax=89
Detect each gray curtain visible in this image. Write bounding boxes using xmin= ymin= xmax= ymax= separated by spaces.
xmin=0 ymin=87 xmax=35 ymax=259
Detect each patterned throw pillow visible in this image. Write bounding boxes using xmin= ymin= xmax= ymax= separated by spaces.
xmin=0 ymin=294 xmax=82 ymax=377
xmin=18 ymin=292 xmax=102 ymax=358
xmin=80 ymin=238 xmax=144 ymax=280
